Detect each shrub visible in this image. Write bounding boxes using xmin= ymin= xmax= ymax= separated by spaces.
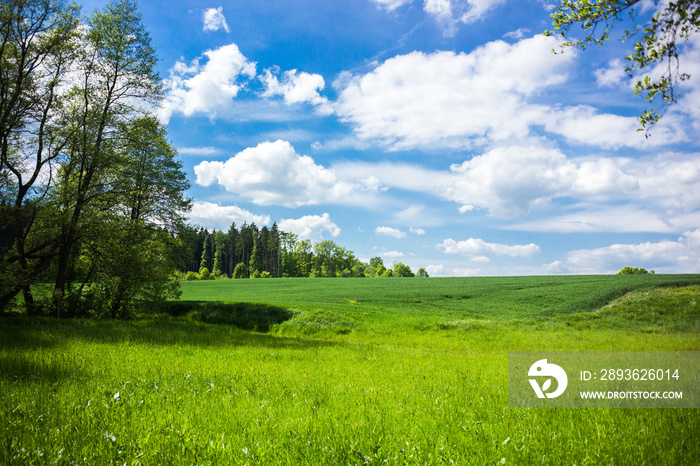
xmin=184 ymin=271 xmax=198 ymax=281
xmin=617 ymin=266 xmax=649 ymax=275
xmin=199 ymin=267 xmax=211 ymax=280
xmin=233 ymin=263 xmax=248 ymax=279
xmin=261 ymin=271 xmax=271 ymax=278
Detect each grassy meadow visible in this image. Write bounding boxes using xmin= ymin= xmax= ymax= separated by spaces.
xmin=1 ymin=275 xmax=700 ymax=464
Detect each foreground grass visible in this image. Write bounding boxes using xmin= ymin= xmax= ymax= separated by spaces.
xmin=2 ymin=276 xmax=699 ymax=464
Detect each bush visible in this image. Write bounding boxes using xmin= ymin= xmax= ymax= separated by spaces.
xmin=617 ymin=266 xmax=649 ymax=275
xmin=184 ymin=271 xmax=198 ymax=281
xmin=233 ymin=263 xmax=248 ymax=279
xmin=198 ymin=267 xmax=211 ymax=280
xmin=261 ymin=271 xmax=271 ymax=278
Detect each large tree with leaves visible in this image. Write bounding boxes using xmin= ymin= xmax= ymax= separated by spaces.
xmin=546 ymin=0 xmax=700 ymax=130
xmin=0 ymin=0 xmax=79 ymax=312
xmin=1 ymin=0 xmax=190 ymax=315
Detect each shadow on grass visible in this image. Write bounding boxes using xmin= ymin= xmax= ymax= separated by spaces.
xmin=0 ymin=310 xmax=339 ymax=352
xmin=160 ymin=301 xmax=294 ymax=332
xmin=0 ymin=352 xmax=88 ymax=383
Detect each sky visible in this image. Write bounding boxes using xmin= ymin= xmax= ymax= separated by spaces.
xmin=84 ymin=0 xmax=700 ymax=276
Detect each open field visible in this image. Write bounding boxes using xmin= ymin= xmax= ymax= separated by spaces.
xmin=2 ymin=275 xmax=700 ymax=464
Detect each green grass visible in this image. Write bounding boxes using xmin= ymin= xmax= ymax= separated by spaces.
xmin=2 ymin=275 xmax=700 ymax=464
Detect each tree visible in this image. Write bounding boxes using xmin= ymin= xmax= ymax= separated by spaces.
xmin=51 ymin=0 xmax=164 ymax=313
xmin=617 ymin=266 xmax=649 ymax=274
xmin=1 ymin=1 xmax=191 ymax=317
xmin=546 ymin=0 xmax=700 ymax=130
xmin=200 ymin=233 xmax=212 ymax=272
xmin=393 ymin=262 xmax=415 ymax=277
xmin=233 ymin=262 xmax=248 ymax=279
xmin=417 ymin=267 xmax=429 ymax=278
xmin=0 ymin=0 xmax=80 ymax=313
xmin=213 ymin=230 xmax=228 ymax=276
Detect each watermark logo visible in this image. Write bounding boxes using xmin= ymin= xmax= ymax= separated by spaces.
xmin=528 ymin=359 xmax=568 ymax=398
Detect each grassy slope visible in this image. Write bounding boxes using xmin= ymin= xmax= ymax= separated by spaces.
xmin=1 ymin=275 xmax=699 ymax=464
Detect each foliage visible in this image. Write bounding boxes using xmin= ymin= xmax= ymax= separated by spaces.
xmin=198 ymin=267 xmax=211 ymax=280
xmin=417 ymin=267 xmax=429 ymax=277
xmin=233 ymin=262 xmax=248 ymax=279
xmin=0 ymin=0 xmax=190 ymax=317
xmin=546 ymin=0 xmax=700 ymax=130
xmin=392 ymin=262 xmax=415 ymax=277
xmin=617 ymin=265 xmax=650 ymax=274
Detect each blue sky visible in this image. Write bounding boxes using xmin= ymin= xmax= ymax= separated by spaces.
xmin=86 ymin=0 xmax=700 ymax=275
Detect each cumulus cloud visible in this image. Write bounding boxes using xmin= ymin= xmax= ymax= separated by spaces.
xmin=189 ymin=201 xmax=270 ymax=230
xmin=542 ymin=105 xmax=687 ymax=149
xmin=426 ymin=264 xmax=444 ymax=276
xmin=376 ymin=226 xmax=407 ymax=238
xmin=343 ymin=146 xmax=698 ymax=221
xmin=594 ymin=59 xmax=626 ymax=87
xmin=410 ymin=227 xmax=426 ymax=235
xmin=159 ymin=44 xmax=256 ymax=122
xmin=279 ymin=213 xmax=341 ymax=239
xmin=437 ymin=237 xmax=540 ymax=258
xmin=551 ymin=229 xmax=700 ymax=274
xmin=202 ymin=6 xmax=230 ymax=33
xmin=333 ymin=35 xmax=574 ymax=150
xmin=443 ymin=146 xmax=577 ymax=216
xmin=260 ymin=68 xmax=331 ymax=113
xmin=194 ymin=140 xmax=356 ymax=207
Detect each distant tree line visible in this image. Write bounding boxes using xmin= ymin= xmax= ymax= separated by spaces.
xmin=176 ymin=223 xmax=429 ymax=280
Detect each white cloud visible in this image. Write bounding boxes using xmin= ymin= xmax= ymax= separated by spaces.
xmin=372 ymin=0 xmax=413 ymax=11
xmin=443 ymin=146 xmax=578 ymax=216
xmin=444 ymin=148 xmax=700 ymax=219
xmin=452 ymin=267 xmax=482 ymax=276
xmin=202 ymin=7 xmax=230 ymax=33
xmin=508 ymin=206 xmax=675 ymax=234
xmin=333 ymin=148 xmax=700 ymax=222
xmin=542 ymin=105 xmax=687 ymax=149
xmin=504 ymin=28 xmax=530 ymax=40
xmin=159 ymin=43 xmax=256 ymax=122
xmin=189 ymin=201 xmax=270 ymax=230
xmin=260 ymin=68 xmax=331 ymax=113
xmin=458 ymin=0 xmax=507 ymax=23
xmin=424 ymin=0 xmax=506 ymax=36
xmin=376 ymin=226 xmax=407 ymax=238
xmin=424 ymin=0 xmax=457 ymax=36
xmin=194 ymin=140 xmax=356 ymax=207
xmin=177 ymin=146 xmax=223 ymax=156
xmin=437 ymin=237 xmax=540 ymax=258
xmin=410 ymin=227 xmax=426 ymax=235
xmin=333 ymin=35 xmax=574 ymax=150
xmin=426 ymin=264 xmax=444 ymax=276
xmin=278 ymin=213 xmax=341 ymax=239
xmin=383 ymin=250 xmax=406 ymax=258
xmin=594 ymin=59 xmax=626 ymax=87
xmin=553 ymin=229 xmax=700 ymax=274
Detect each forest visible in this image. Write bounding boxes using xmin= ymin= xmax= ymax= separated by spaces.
xmin=177 ymin=223 xmax=427 ymax=280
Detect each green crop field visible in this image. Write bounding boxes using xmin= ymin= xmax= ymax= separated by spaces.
xmin=2 ymin=275 xmax=700 ymax=464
